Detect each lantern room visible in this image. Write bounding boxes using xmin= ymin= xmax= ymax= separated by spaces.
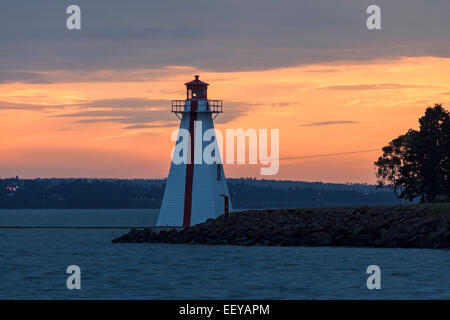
xmin=185 ymin=75 xmax=209 ymax=100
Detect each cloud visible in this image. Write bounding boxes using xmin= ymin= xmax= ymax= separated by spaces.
xmin=0 ymin=68 xmax=192 ymax=84
xmin=0 ymin=100 xmax=61 ymax=110
xmin=50 ymin=98 xmax=175 ymax=126
xmin=82 ymin=98 xmax=170 ymax=108
xmin=249 ymin=101 xmax=301 ymax=108
xmin=50 ymin=98 xmax=247 ymax=126
xmin=122 ymin=123 xmax=178 ymax=130
xmin=53 ymin=109 xmax=174 ymax=124
xmin=0 ymin=71 xmax=50 ymax=84
xmin=300 ymin=120 xmax=360 ymax=127
xmin=1 ymin=0 xmax=450 ymax=78
xmin=317 ymin=84 xmax=439 ymax=91
xmin=302 ymin=68 xmax=337 ymax=73
xmin=0 ymin=97 xmax=169 ymax=111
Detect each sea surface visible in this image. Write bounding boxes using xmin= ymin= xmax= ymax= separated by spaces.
xmin=0 ymin=209 xmax=449 ymax=300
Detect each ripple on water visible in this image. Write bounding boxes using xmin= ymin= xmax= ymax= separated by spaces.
xmin=0 ymin=210 xmax=449 ymax=299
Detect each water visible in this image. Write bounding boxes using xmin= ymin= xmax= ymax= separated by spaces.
xmin=0 ymin=209 xmax=449 ymax=299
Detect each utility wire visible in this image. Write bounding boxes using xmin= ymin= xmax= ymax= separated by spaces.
xmin=279 ymin=148 xmax=380 ymax=161
xmin=231 ymin=148 xmax=381 ymax=164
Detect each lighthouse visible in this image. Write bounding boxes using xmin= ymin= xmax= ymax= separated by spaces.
xmin=157 ymin=75 xmax=232 ymax=227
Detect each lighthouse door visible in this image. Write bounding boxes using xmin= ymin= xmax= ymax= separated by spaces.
xmin=220 ymin=194 xmax=229 ymax=216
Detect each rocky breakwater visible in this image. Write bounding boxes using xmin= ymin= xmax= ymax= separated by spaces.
xmin=112 ymin=206 xmax=450 ymax=249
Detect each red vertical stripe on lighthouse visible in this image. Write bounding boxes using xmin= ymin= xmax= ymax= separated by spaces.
xmin=183 ymin=101 xmax=198 ymax=227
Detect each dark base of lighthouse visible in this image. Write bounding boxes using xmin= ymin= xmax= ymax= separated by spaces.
xmin=112 ymin=206 xmax=450 ymax=249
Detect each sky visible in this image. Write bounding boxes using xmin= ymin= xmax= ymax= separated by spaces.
xmin=1 ymin=0 xmax=450 ymax=183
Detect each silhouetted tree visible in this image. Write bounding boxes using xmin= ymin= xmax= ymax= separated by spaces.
xmin=375 ymin=104 xmax=450 ymax=202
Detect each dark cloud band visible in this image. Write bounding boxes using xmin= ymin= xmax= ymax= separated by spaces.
xmin=1 ymin=0 xmax=449 ymax=83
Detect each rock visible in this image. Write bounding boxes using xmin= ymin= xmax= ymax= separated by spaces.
xmin=373 ymin=239 xmax=385 ymax=247
xmin=420 ymin=224 xmax=435 ymax=234
xmin=308 ymin=231 xmax=333 ymax=246
xmin=111 ymin=205 xmax=449 ymax=249
xmin=242 ymin=238 xmax=256 ymax=246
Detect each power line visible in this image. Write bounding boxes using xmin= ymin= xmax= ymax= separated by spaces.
xmin=227 ymin=148 xmax=381 ymax=164
xmin=279 ymin=148 xmax=380 ymax=161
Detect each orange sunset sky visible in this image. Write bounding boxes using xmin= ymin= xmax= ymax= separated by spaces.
xmin=2 ymin=57 xmax=450 ymax=183
xmin=1 ymin=1 xmax=450 ymax=183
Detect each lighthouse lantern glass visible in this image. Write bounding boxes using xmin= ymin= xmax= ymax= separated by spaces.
xmin=185 ymin=75 xmax=209 ymax=100
xmin=187 ymin=86 xmax=206 ymax=100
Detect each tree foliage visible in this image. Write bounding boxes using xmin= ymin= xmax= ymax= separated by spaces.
xmin=375 ymin=104 xmax=450 ymax=202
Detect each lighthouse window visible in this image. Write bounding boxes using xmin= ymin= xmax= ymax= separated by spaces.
xmin=188 ymin=89 xmax=202 ymax=99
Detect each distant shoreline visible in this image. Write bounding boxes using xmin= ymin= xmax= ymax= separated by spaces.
xmin=113 ymin=204 xmax=450 ymax=249
xmin=0 ymin=177 xmax=399 ymax=210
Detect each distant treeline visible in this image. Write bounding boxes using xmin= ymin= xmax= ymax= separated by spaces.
xmin=0 ymin=178 xmax=164 ymax=209
xmin=0 ymin=177 xmax=398 ymax=209
xmin=228 ymin=181 xmax=398 ymax=209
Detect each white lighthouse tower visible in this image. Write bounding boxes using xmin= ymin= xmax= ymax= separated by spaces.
xmin=157 ymin=75 xmax=232 ymax=227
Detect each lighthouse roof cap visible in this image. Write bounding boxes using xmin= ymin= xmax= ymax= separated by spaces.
xmin=185 ymin=75 xmax=209 ymax=86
